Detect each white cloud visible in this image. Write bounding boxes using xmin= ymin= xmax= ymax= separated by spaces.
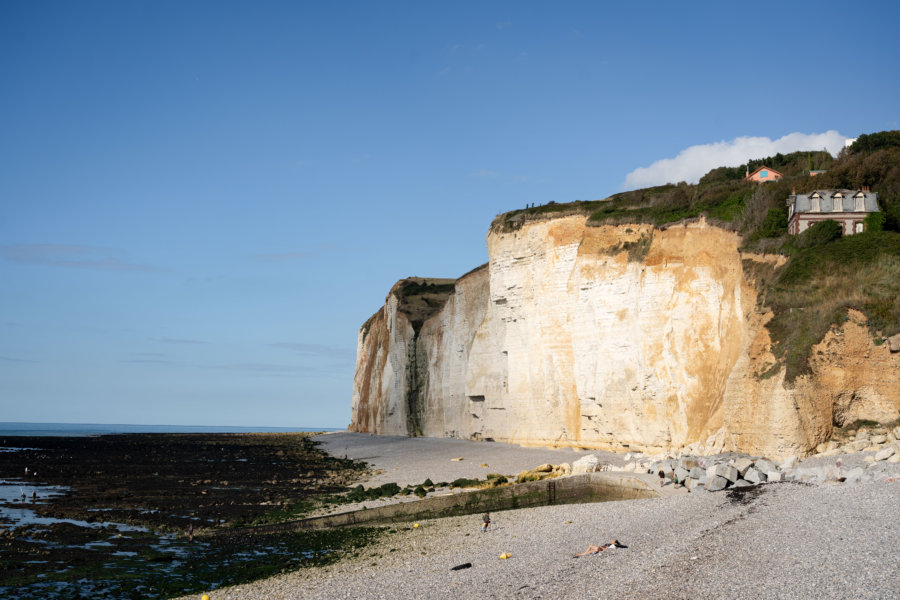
xmin=622 ymin=131 xmax=849 ymax=189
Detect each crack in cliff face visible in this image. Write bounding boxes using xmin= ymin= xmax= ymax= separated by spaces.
xmin=405 ymin=329 xmax=428 ymax=437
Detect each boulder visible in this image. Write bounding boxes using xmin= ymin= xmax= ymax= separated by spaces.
xmin=705 ymin=475 xmax=729 ymax=491
xmin=674 ymin=466 xmax=690 ymax=483
xmin=887 ymin=332 xmax=900 ymax=353
xmin=689 ymin=466 xmax=705 ymax=479
xmin=744 ymin=467 xmax=767 ymax=484
xmin=684 ymin=477 xmax=701 ymax=492
xmin=572 ymin=455 xmax=600 ymax=474
xmin=708 ymin=463 xmax=739 ymax=482
xmin=733 ymin=457 xmax=754 ymax=476
xmin=754 ymin=459 xmax=777 ymax=473
xmin=732 ymin=479 xmax=753 ymax=488
xmin=677 ymin=457 xmax=699 ymax=471
xmin=893 ymin=426 xmax=900 ymax=439
xmin=855 ymin=430 xmax=870 ymax=441
xmin=557 ymin=462 xmax=572 ymax=475
xmin=534 ymin=463 xmax=554 ymax=473
xmin=766 ymin=471 xmax=784 ymax=482
xmin=847 ymin=440 xmax=870 ymax=452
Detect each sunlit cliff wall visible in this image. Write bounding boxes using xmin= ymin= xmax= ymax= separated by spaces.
xmin=351 ymin=216 xmax=900 ymax=458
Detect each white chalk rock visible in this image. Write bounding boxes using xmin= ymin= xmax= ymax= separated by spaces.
xmin=572 ymin=455 xmax=601 ymax=474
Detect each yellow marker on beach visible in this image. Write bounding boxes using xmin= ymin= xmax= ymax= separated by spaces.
xmin=413 ymin=523 xmax=420 ymax=528
xmin=201 ymin=595 xmax=209 ymax=600
xmin=499 ymin=552 xmax=511 ymax=559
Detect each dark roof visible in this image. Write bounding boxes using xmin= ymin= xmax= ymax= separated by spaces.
xmin=788 ymin=189 xmax=880 ymax=214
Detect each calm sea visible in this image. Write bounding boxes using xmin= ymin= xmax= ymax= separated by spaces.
xmin=0 ymin=422 xmax=341 ymax=437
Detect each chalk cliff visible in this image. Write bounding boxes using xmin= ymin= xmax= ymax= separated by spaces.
xmin=351 ymin=216 xmax=900 ymax=458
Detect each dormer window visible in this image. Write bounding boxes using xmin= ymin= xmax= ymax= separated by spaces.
xmin=811 ymin=193 xmax=821 ymax=212
xmin=832 ymin=193 xmax=843 ymax=212
xmin=855 ymin=194 xmax=865 ymax=212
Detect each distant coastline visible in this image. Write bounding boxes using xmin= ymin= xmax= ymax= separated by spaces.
xmin=0 ymin=422 xmax=342 ymax=437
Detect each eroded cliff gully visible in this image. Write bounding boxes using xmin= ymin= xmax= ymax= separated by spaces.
xmin=351 ymin=216 xmax=899 ymax=459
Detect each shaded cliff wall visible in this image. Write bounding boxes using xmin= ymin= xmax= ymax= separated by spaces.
xmin=352 ymin=216 xmax=900 ymax=458
xmin=350 ymin=271 xmax=490 ymax=436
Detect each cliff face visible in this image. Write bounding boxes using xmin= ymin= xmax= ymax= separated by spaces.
xmin=352 ymin=216 xmax=900 ymax=458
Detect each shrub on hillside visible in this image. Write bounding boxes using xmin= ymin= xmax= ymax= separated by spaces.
xmin=789 ymin=220 xmax=843 ymax=250
xmin=864 ymin=211 xmax=885 ymax=233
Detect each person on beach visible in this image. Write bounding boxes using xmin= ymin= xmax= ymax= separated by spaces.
xmin=574 ymin=540 xmax=620 ymax=557
xmin=481 ymin=512 xmax=492 ymax=532
xmin=658 ymin=469 xmax=665 ymax=487
xmin=188 ymin=523 xmax=194 ymax=542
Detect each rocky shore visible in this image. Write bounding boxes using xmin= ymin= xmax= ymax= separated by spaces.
xmin=174 ymin=432 xmax=900 ymax=600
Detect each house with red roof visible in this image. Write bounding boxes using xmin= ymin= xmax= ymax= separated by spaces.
xmin=745 ymin=165 xmax=783 ymax=183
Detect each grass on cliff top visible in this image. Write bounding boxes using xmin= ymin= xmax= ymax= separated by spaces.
xmin=392 ymin=278 xmax=457 ymax=333
xmin=747 ymin=229 xmax=900 ymax=382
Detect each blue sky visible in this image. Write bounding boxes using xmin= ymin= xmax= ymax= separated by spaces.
xmin=2 ymin=1 xmax=898 ymax=428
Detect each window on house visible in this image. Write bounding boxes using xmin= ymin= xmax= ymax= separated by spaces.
xmin=855 ymin=222 xmax=864 ymax=234
xmin=760 ymin=170 xmax=768 ymax=178
xmin=833 ymin=194 xmax=842 ymax=212
xmin=811 ymin=194 xmax=820 ymax=212
xmin=855 ymin=195 xmax=865 ymax=211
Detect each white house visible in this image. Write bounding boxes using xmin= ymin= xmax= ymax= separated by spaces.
xmin=786 ymin=188 xmax=880 ymax=235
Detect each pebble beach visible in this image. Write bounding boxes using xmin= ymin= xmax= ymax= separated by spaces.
xmin=177 ymin=432 xmax=900 ymax=600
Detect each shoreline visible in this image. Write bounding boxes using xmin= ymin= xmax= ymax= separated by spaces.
xmin=174 ymin=432 xmax=900 ymax=600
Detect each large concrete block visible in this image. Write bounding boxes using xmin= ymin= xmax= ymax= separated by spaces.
xmin=709 ymin=463 xmax=739 ymax=482
xmin=674 ymin=466 xmax=690 ymax=483
xmin=754 ymin=459 xmax=777 ymax=473
xmin=705 ymin=475 xmax=729 ymax=491
xmin=689 ymin=466 xmax=705 ymax=479
xmin=744 ymin=467 xmax=767 ymax=484
xmin=765 ymin=471 xmax=783 ymax=482
xmin=732 ymin=457 xmax=753 ymax=476
xmin=677 ymin=457 xmax=699 ymax=471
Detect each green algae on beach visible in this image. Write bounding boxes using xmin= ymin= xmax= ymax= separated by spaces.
xmin=0 ymin=433 xmax=378 ymax=600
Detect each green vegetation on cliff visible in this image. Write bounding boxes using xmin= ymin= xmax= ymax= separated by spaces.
xmin=493 ymin=130 xmax=900 ymax=383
